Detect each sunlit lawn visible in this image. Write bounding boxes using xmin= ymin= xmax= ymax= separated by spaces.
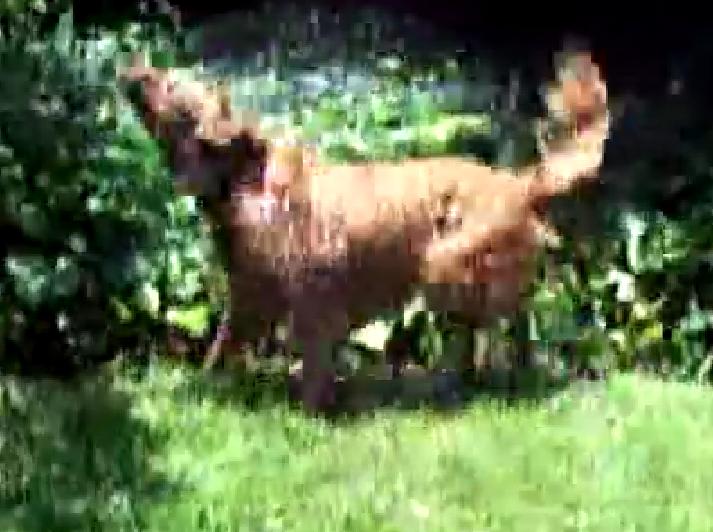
xmin=1 ymin=366 xmax=712 ymax=531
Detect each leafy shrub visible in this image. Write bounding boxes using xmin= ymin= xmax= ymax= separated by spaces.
xmin=0 ymin=7 xmax=219 ymax=374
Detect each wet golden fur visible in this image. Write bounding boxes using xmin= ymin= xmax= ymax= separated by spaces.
xmin=119 ymin=50 xmax=610 ymax=413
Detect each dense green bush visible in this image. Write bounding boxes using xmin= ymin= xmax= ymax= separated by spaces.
xmin=0 ymin=6 xmax=220 ymax=374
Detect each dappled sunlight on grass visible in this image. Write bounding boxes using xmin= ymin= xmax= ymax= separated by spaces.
xmin=4 ymin=368 xmax=712 ymax=531
xmin=0 ymin=374 xmax=179 ymax=532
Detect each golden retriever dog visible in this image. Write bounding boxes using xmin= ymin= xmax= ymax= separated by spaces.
xmin=118 ymin=49 xmax=610 ymax=414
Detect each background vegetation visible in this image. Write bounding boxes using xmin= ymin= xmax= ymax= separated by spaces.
xmin=4 ymin=0 xmax=713 ymax=381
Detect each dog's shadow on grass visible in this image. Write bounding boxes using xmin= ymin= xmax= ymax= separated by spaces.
xmin=330 ymin=366 xmax=580 ymax=420
xmin=170 ymin=359 xmax=590 ymax=422
xmin=0 ymin=373 xmax=180 ymax=532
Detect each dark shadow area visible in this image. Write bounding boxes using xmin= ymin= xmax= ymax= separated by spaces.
xmin=0 ymin=373 xmax=181 ymax=532
xmin=167 ymin=357 xmax=598 ymax=423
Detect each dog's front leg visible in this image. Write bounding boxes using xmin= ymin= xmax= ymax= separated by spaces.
xmin=298 ymin=333 xmax=337 ymax=415
xmin=291 ymin=302 xmax=343 ymax=415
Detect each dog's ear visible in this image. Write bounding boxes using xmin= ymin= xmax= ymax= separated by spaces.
xmin=228 ymin=129 xmax=270 ymax=189
xmin=250 ymin=134 xmax=269 ymax=162
xmin=230 ymin=129 xmax=268 ymax=161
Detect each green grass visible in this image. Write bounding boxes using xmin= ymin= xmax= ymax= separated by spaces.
xmin=2 ymin=366 xmax=713 ymax=531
